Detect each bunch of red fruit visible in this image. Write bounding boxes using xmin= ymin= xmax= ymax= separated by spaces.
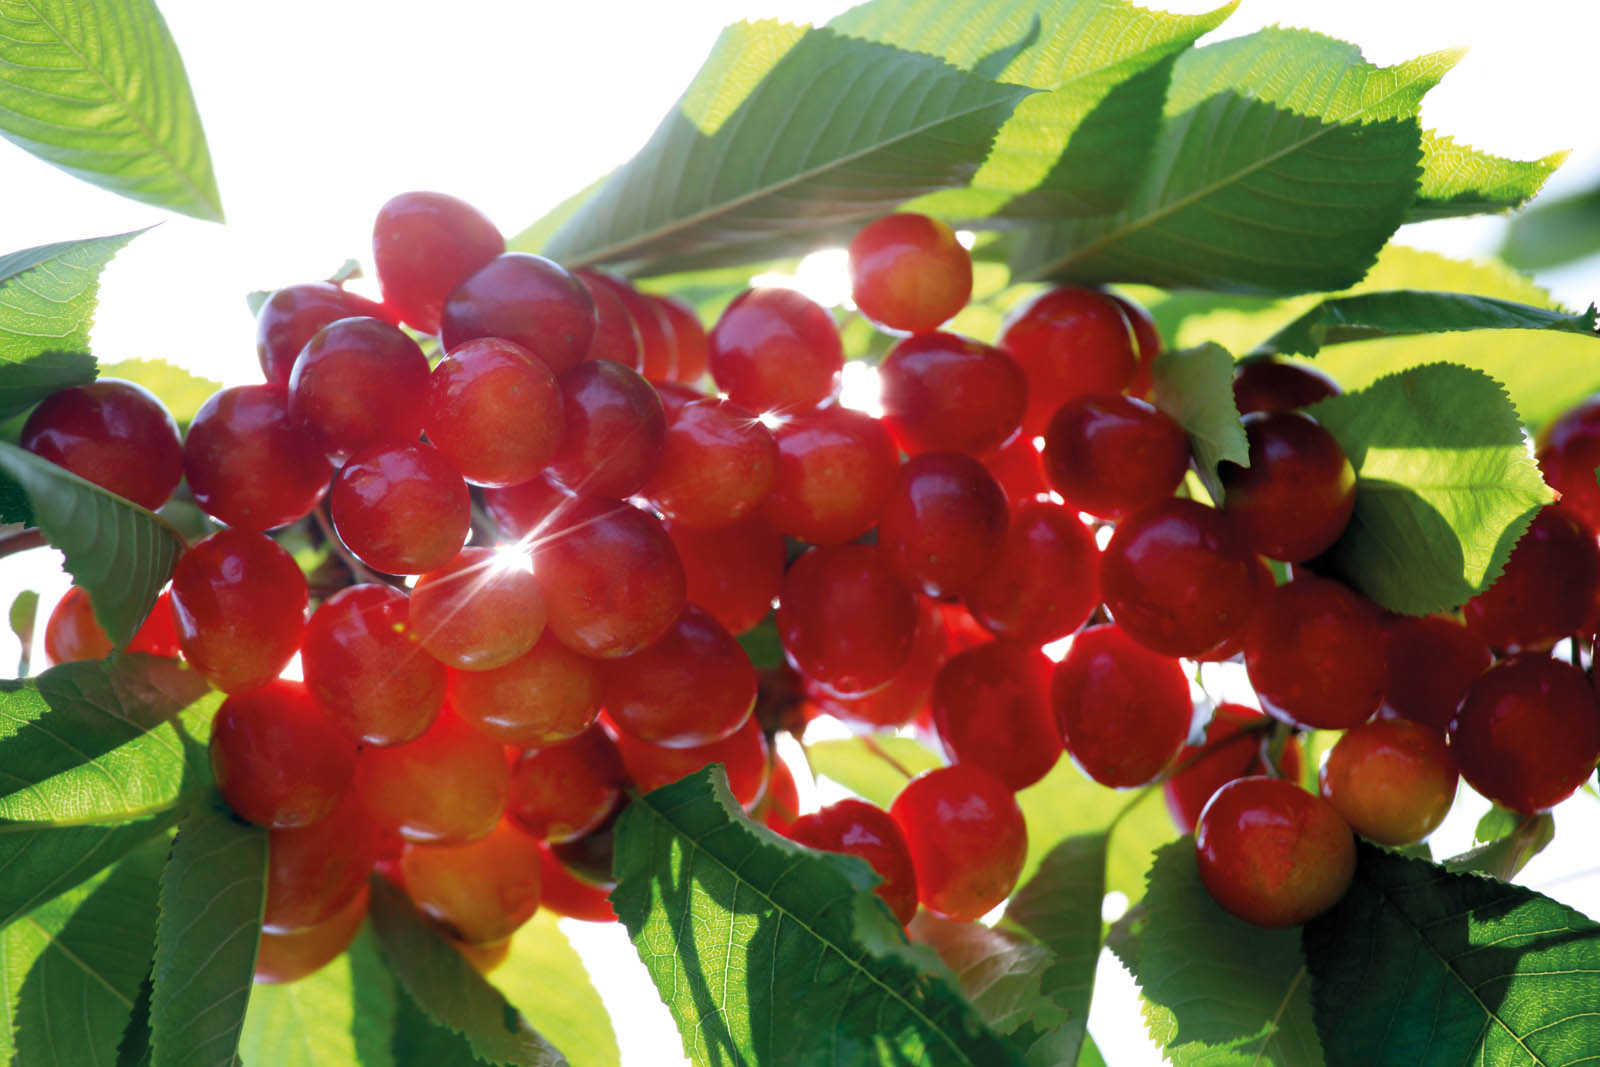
xmin=25 ymin=189 xmax=1600 ymax=983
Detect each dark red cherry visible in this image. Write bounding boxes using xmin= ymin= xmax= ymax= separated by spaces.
xmin=440 ymin=252 xmax=596 ymax=376
xmin=1053 ymin=625 xmax=1192 ymax=788
xmin=1538 ymin=396 xmax=1600 ymax=533
xmin=578 ymin=272 xmax=674 ymax=380
xmin=1219 ymin=411 xmax=1356 ymax=562
xmin=879 ymin=452 xmax=1009 ymax=597
xmin=1111 ymin=294 xmax=1161 ymax=399
xmin=1163 ymin=704 xmax=1303 ymax=834
xmin=601 ymin=605 xmax=755 ymax=748
xmin=1041 ymin=394 xmax=1189 ymax=520
xmin=807 ymin=594 xmax=946 ymax=730
xmin=373 ymin=191 xmax=504 ymax=334
xmin=1378 ymin=613 xmax=1490 ymax=732
xmin=1231 ymin=359 xmax=1341 ymax=415
xmin=184 ymin=384 xmax=333 ymax=530
xmin=575 ymin=271 xmax=644 ymax=370
xmin=998 ymin=287 xmax=1138 ymax=436
xmin=778 ymin=544 xmax=918 ymax=696
xmin=1244 ymin=577 xmax=1387 ymax=730
xmin=1463 ymin=507 xmax=1600 ymax=653
xmin=932 ymin=640 xmax=1061 ymax=791
xmin=210 ymin=680 xmax=356 ymax=828
xmin=642 ymin=398 xmax=777 ymax=529
xmin=547 ymin=360 xmax=667 ymax=499
xmin=652 ymin=293 xmax=708 ymax=384
xmin=329 ymin=442 xmax=471 ymax=575
xmin=879 ymin=332 xmax=1025 ymax=457
xmin=21 ymin=379 xmax=182 ymax=510
xmin=288 ymin=316 xmax=431 ymax=460
xmin=171 ymin=529 xmax=306 ymax=693
xmin=665 ymin=515 xmax=785 ymax=636
xmin=424 ymin=337 xmax=563 ymax=487
xmin=963 ymin=501 xmax=1099 ymax=646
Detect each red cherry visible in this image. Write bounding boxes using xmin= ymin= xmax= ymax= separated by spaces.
xmin=447 ymin=630 xmax=601 ymax=747
xmin=962 ymin=501 xmax=1099 ymax=646
xmin=409 ymin=547 xmax=547 ymax=672
xmin=998 ymin=287 xmax=1138 ymax=436
xmin=1195 ymin=776 xmax=1355 ymax=928
xmin=302 ymin=584 xmax=446 ymax=746
xmin=536 ymin=843 xmax=618 ymax=923
xmin=1377 ymin=613 xmax=1490 ymax=732
xmin=1450 ymin=654 xmax=1600 ymax=813
xmin=508 ymin=727 xmax=626 ymax=843
xmin=263 ymin=790 xmax=379 ymax=933
xmin=1163 ymin=704 xmax=1303 ymax=834
xmin=889 ymin=765 xmax=1026 ymax=922
xmin=210 ymin=680 xmax=356 ymax=828
xmin=1231 ymin=359 xmax=1341 ymax=415
xmin=1244 ymin=577 xmax=1386 ymax=730
xmin=1320 ymin=719 xmax=1457 ymax=845
xmin=879 ymin=452 xmax=1009 ymax=597
xmin=762 ymin=405 xmax=899 ymax=546
xmin=329 ymin=442 xmax=471 ymax=576
xmin=788 ymin=799 xmax=920 ymax=925
xmin=547 ymin=360 xmax=667 ymax=499
xmin=355 ymin=708 xmax=509 ymax=843
xmin=652 ymin=293 xmax=709 ymax=384
xmin=665 ymin=515 xmax=785 ymax=636
xmin=439 ymin=253 xmax=596 ymax=376
xmin=575 ymin=272 xmax=644 ymax=370
xmin=1111 ymin=294 xmax=1162 ymax=399
xmin=254 ymin=885 xmax=369 ymax=984
xmin=482 ymin=471 xmax=577 ymax=541
xmin=615 ymin=714 xmax=770 ymax=807
xmin=1041 ymin=394 xmax=1189 ymax=520
xmin=708 ymin=288 xmax=843 ymax=413
xmin=1538 ymin=396 xmax=1600 ymax=533
xmin=171 ymin=529 xmax=306 ymax=693
xmin=879 ymin=332 xmax=1026 ymax=457
xmin=423 ymin=337 xmax=563 ymax=487
xmin=982 ymin=431 xmax=1051 ymax=507
xmin=600 ymin=605 xmax=756 ymax=748
xmin=933 ymin=640 xmax=1061 ymax=791
xmin=1463 ymin=507 xmax=1600 ymax=652
xmin=21 ymin=379 xmax=182 ymax=510
xmin=401 ymin=818 xmax=542 ymax=944
xmin=848 ymin=213 xmax=972 ymax=333
xmin=807 ymin=594 xmax=946 ymax=730
xmin=642 ymin=398 xmax=777 ymax=528
xmin=1219 ymin=411 xmax=1356 ymax=562
xmin=184 ymin=384 xmax=332 ymax=531
xmin=778 ymin=544 xmax=918 ymax=696
xmin=1053 ymin=625 xmax=1192 ymax=788
xmin=578 ymin=272 xmax=675 ymax=380
xmin=372 ymin=191 xmax=504 ymax=334
xmin=287 ymin=316 xmax=431 ymax=460
xmin=255 ymin=282 xmax=390 ymax=385
xmin=45 ymin=587 xmax=180 ymax=662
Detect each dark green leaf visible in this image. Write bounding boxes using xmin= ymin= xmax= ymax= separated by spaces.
xmin=0 ymin=0 xmax=223 ymax=219
xmin=1252 ymin=290 xmax=1597 ymax=358
xmin=1150 ymin=343 xmax=1248 ymax=502
xmin=829 ymin=0 xmax=1234 ymax=219
xmin=541 ymin=22 xmax=1034 ymax=275
xmin=613 ymin=768 xmax=1022 ymax=1065
xmin=117 ymin=971 xmax=154 ymax=1067
xmin=1009 ymin=29 xmax=1442 ymax=294
xmin=0 ymin=440 xmax=185 ymax=646
xmin=1305 ymin=363 xmax=1553 ymax=615
xmin=490 ymin=911 xmax=618 ymax=1067
xmin=1002 ymin=834 xmax=1110 ymax=1066
xmin=239 ymin=925 xmax=398 ymax=1067
xmin=1443 ymin=813 xmax=1555 ymax=881
xmin=393 ymin=984 xmax=487 ymax=1067
xmin=735 ymin=613 xmax=783 ymax=671
xmin=99 ymin=359 xmax=223 ymax=430
xmin=807 ymin=735 xmax=944 ymax=810
xmin=149 ymin=800 xmax=267 ymax=1067
xmin=0 ymin=656 xmax=215 ymax=927
xmin=1502 ymin=180 xmax=1600 ymax=271
xmin=1304 ymin=843 xmax=1600 ymax=1066
xmin=1410 ymin=133 xmax=1565 ymax=223
xmin=1133 ymin=840 xmax=1323 ymax=1066
xmin=2 ymin=838 xmax=164 ymax=1066
xmin=367 ymin=877 xmax=567 ymax=1067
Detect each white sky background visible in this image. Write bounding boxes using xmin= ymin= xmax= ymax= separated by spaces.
xmin=5 ymin=1 xmax=1600 ymax=1064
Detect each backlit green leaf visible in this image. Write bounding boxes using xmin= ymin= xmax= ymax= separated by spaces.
xmin=1150 ymin=343 xmax=1249 ymax=501
xmin=489 ymin=911 xmax=618 ymax=1067
xmin=1409 ymin=132 xmax=1565 ymax=223
xmin=239 ymin=926 xmax=399 ymax=1067
xmin=1253 ymin=290 xmax=1597 ymax=358
xmin=1015 ymin=759 xmax=1176 ymax=902
xmin=1501 ymin=179 xmax=1600 ymax=271
xmin=1442 ymin=813 xmax=1555 ymax=882
xmin=807 ymin=735 xmax=943 ymax=811
xmin=99 ymin=359 xmax=223 ymax=430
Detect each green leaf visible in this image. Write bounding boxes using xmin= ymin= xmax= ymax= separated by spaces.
xmin=1474 ymin=806 xmax=1520 ymax=845
xmin=0 ymin=232 xmax=145 ymax=419
xmin=489 ymin=911 xmax=618 ymax=1067
xmin=507 ymin=174 xmax=614 ymax=255
xmin=1304 ymin=362 xmax=1553 ymax=615
xmin=0 ymin=440 xmax=185 ymax=645
xmin=392 ymin=984 xmax=487 ymax=1067
xmin=2 ymin=838 xmax=165 ymax=1066
xmin=0 ymin=0 xmax=223 ymax=220
xmin=1002 ymin=834 xmax=1111 ymax=1066
xmin=734 ymin=613 xmax=783 ymax=671
xmin=1502 ymin=180 xmax=1600 ymax=271
xmin=1014 ymin=759 xmax=1176 ymax=902
xmin=807 ymin=735 xmax=944 ymax=810
xmin=1009 ymin=29 xmax=1441 ymax=294
xmin=613 ymin=768 xmax=1022 ymax=1065
xmin=117 ymin=971 xmax=154 ymax=1067
xmin=0 ymin=656 xmax=215 ymax=927
xmin=9 ymin=588 xmax=37 ymax=674
xmin=540 ymin=21 xmax=1035 ymax=275
xmin=149 ymin=800 xmax=267 ymax=1067
xmin=1132 ymin=840 xmax=1324 ymax=1066
xmin=99 ymin=359 xmax=223 ymax=430
xmin=239 ymin=926 xmax=399 ymax=1067
xmin=367 ymin=877 xmax=568 ymax=1067
xmin=1252 ymin=290 xmax=1597 ymax=358
xmin=1303 ymin=843 xmax=1600 ymax=1065
xmin=1150 ymin=343 xmax=1249 ymax=502
xmin=1409 ymin=132 xmax=1565 ymax=223
xmin=1443 ymin=812 xmax=1555 ymax=882
xmin=829 ymin=0 xmax=1234 ymax=219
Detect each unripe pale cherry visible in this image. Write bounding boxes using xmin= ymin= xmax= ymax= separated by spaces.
xmin=400 ymin=818 xmax=543 ymax=945
xmin=847 ymin=213 xmax=972 ymax=333
xmin=1320 ymin=719 xmax=1457 ymax=845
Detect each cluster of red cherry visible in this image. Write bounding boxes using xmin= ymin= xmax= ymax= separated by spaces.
xmin=25 ymin=188 xmax=1600 ymax=982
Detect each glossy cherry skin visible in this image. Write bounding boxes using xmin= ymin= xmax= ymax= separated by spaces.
xmin=171 ymin=529 xmax=306 ymax=693
xmin=964 ymin=501 xmax=1099 ymax=646
xmin=439 ymin=253 xmax=596 ymax=376
xmin=447 ymin=630 xmax=602 ymax=747
xmin=806 ymin=593 xmax=946 ymax=730
xmin=482 ymin=471 xmax=577 ymax=541
xmin=601 ymin=604 xmax=756 ymax=747
xmin=1320 ymin=719 xmax=1457 ymax=845
xmin=1231 ymin=359 xmax=1341 ymax=415
xmin=1537 ymin=395 xmax=1600 ymax=533
xmin=652 ymin=293 xmax=709 ymax=384
xmin=708 ymin=288 xmax=843 ymax=413
xmin=537 ymin=844 xmax=618 ymax=923
xmin=1463 ymin=507 xmax=1600 ymax=653
xmin=302 ymin=584 xmax=446 ymax=746
xmin=45 ymin=587 xmax=180 ymax=662
xmin=1219 ymin=411 xmax=1356 ymax=562
xmin=983 ymin=431 xmax=1051 ymax=506
xmin=508 ymin=727 xmax=626 ymax=843
xmin=998 ymin=287 xmax=1138 ymax=436
xmin=210 ymin=680 xmax=357 ymax=828
xmin=409 ymin=547 xmax=547 ymax=672
xmin=1378 ymin=613 xmax=1491 ymax=732
xmin=372 ymin=190 xmax=504 ymax=334
xmin=879 ymin=452 xmax=1008 ymax=597
xmin=1163 ymin=704 xmax=1304 ymax=834
xmin=879 ymin=332 xmax=1026 ymax=457
xmin=848 ymin=213 xmax=972 ymax=333
xmin=184 ymin=384 xmax=333 ymax=530
xmin=21 ymin=379 xmax=182 ymax=510
xmin=256 ymin=281 xmax=390 ymax=385
xmin=354 ymin=709 xmax=510 ymax=843
xmin=424 ymin=337 xmax=563 ymax=487
xmin=762 ymin=405 xmax=899 ymax=546
xmin=330 ymin=441 xmax=471 ymax=575
xmin=1053 ymin=625 xmax=1193 ymax=788
xmin=401 ymin=818 xmax=542 ymax=944
xmin=779 ymin=544 xmax=919 ymax=696
xmin=532 ymin=497 xmax=686 ymax=659
xmin=788 ymin=799 xmax=920 ymax=925
xmin=1195 ymin=776 xmax=1356 ymax=928
xmin=263 ymin=789 xmax=379 ymax=933
xmin=933 ymin=640 xmax=1061 ymax=791
xmin=574 ymin=271 xmax=644 ymax=370
xmin=254 ymin=885 xmax=369 ymax=984
xmin=1100 ymin=498 xmax=1260 ymax=658
xmin=1041 ymin=394 xmax=1189 ymax=520
xmin=546 ymin=360 xmax=667 ymax=499
xmin=579 ymin=272 xmax=675 ymax=380
xmin=288 ymin=316 xmax=431 ymax=460
xmin=615 ymin=714 xmax=770 ymax=807
xmin=643 ymin=398 xmax=777 ymax=528
xmin=889 ymin=765 xmax=1027 ymax=922
xmin=1112 ymin=294 xmax=1162 ymax=398
xmin=1244 ymin=577 xmax=1386 ymax=730
xmin=1450 ymin=654 xmax=1600 ymax=813
xmin=665 ymin=515 xmax=785 ymax=635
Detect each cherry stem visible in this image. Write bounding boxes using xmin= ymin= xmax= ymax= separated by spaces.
xmin=861 ymin=734 xmax=915 ymax=781
xmin=311 ymin=503 xmax=403 ymax=589
xmin=0 ymin=528 xmax=48 ymax=560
